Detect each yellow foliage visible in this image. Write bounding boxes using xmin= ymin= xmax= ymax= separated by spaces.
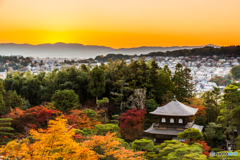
xmin=0 ymin=116 xmax=97 ymax=160
xmin=96 ymin=109 xmax=109 ymax=123
xmin=0 ymin=116 xmax=144 ymax=160
xmin=44 ymin=102 xmax=56 ymax=110
xmin=84 ymin=132 xmax=144 ymax=160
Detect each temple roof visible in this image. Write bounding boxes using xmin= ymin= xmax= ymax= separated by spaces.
xmin=144 ymin=123 xmax=184 ymax=136
xmin=192 ymin=124 xmax=204 ymax=132
xmin=149 ymin=98 xmax=198 ymax=116
xmin=144 ymin=123 xmax=204 ymax=135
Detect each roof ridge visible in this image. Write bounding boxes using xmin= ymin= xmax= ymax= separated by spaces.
xmin=149 ymin=99 xmax=198 ymax=116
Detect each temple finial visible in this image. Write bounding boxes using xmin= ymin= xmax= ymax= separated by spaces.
xmin=173 ymin=95 xmax=176 ymax=101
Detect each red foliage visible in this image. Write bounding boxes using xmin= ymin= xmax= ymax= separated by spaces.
xmin=5 ymin=106 xmax=62 ymax=136
xmin=118 ymin=108 xmax=146 ymax=141
xmin=184 ymin=140 xmax=210 ymax=157
xmin=196 ymin=141 xmax=210 ymax=157
xmin=26 ymin=106 xmax=62 ymax=124
xmin=73 ymin=134 xmax=84 ymax=142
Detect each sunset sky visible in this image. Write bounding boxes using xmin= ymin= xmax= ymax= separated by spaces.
xmin=0 ymin=0 xmax=240 ymax=48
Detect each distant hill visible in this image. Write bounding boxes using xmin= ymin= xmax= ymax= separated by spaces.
xmin=0 ymin=43 xmax=219 ymax=59
xmin=95 ymin=45 xmax=240 ymax=62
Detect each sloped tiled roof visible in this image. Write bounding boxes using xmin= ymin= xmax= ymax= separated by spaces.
xmin=150 ymin=98 xmax=198 ymax=116
xmin=144 ymin=123 xmax=204 ymax=135
xmin=192 ymin=124 xmax=204 ymax=132
xmin=144 ymin=123 xmax=184 ymax=136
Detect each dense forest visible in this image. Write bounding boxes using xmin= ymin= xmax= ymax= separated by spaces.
xmin=0 ymin=59 xmax=240 ymax=159
xmin=1 ymin=59 xmax=194 ymax=109
xmin=95 ymin=45 xmax=240 ymax=62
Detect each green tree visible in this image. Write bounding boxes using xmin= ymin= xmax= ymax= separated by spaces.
xmin=126 ymin=59 xmax=150 ymax=90
xmin=0 ymin=81 xmax=6 ymax=115
xmin=116 ymin=138 xmax=129 ymax=149
xmin=148 ymin=60 xmax=162 ymax=102
xmin=218 ymin=84 xmax=240 ymax=141
xmin=88 ymin=66 xmax=105 ymax=102
xmin=39 ymin=60 xmax=44 ymax=70
xmin=153 ymin=140 xmax=207 ymax=160
xmin=145 ymin=99 xmax=159 ymax=113
xmin=204 ymin=122 xmax=226 ymax=148
xmin=132 ymin=139 xmax=154 ymax=152
xmin=97 ymin=97 xmax=109 ymax=124
xmin=83 ymin=109 xmax=97 ymax=120
xmin=183 ymin=67 xmax=194 ymax=98
xmin=160 ymin=66 xmax=175 ymax=104
xmin=144 ymin=99 xmax=159 ymax=129
xmin=230 ymin=65 xmax=240 ymax=80
xmin=95 ymin=124 xmax=120 ymax=137
xmin=51 ymin=89 xmax=79 ymax=113
xmin=173 ymin=63 xmax=193 ymax=102
xmin=110 ymin=114 xmax=119 ymax=124
xmin=0 ymin=118 xmax=14 ymax=145
xmin=25 ymin=78 xmax=41 ymax=105
xmin=4 ymin=90 xmax=22 ymax=111
xmin=80 ymin=64 xmax=89 ymax=72
xmin=111 ymin=80 xmax=132 ymax=113
xmin=30 ymin=63 xmax=35 ymax=71
xmin=173 ymin=63 xmax=186 ymax=102
xmin=201 ymin=87 xmax=221 ymax=123
xmin=177 ymin=128 xmax=204 ymax=143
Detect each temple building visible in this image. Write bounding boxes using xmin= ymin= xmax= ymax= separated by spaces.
xmin=144 ymin=97 xmax=204 ymax=143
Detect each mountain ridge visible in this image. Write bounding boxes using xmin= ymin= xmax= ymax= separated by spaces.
xmin=0 ymin=43 xmax=220 ymax=59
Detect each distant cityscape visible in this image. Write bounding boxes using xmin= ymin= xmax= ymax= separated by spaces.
xmin=0 ymin=54 xmax=237 ymax=97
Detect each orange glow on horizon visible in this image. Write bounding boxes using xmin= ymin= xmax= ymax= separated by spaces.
xmin=0 ymin=0 xmax=240 ymax=48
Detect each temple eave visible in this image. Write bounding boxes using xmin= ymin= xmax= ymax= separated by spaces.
xmin=149 ymin=112 xmax=195 ymax=117
xmin=144 ymin=123 xmax=185 ymax=136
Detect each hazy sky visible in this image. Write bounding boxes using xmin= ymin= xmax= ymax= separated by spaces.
xmin=0 ymin=0 xmax=240 ymax=48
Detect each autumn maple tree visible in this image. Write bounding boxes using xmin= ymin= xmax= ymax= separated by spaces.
xmin=4 ymin=106 xmax=62 ymax=136
xmin=0 ymin=116 xmax=144 ymax=160
xmin=84 ymin=132 xmax=144 ymax=160
xmin=65 ymin=109 xmax=101 ymax=130
xmin=0 ymin=116 xmax=97 ymax=159
xmin=118 ymin=108 xmax=146 ymax=141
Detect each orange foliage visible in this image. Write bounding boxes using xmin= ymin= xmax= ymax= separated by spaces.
xmin=184 ymin=97 xmax=203 ymax=106
xmin=0 ymin=117 xmax=97 ymax=160
xmin=4 ymin=107 xmax=24 ymax=119
xmin=0 ymin=117 xmax=143 ymax=160
xmin=84 ymin=132 xmax=144 ymax=160
xmin=191 ymin=105 xmax=207 ymax=118
xmin=183 ymin=97 xmax=206 ymax=120
xmin=65 ymin=110 xmax=101 ymax=130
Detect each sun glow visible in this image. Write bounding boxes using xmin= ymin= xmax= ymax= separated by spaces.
xmin=0 ymin=0 xmax=240 ymax=47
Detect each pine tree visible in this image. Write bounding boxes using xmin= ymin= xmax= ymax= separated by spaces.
xmin=88 ymin=66 xmax=105 ymax=102
xmin=0 ymin=118 xmax=14 ymax=145
xmin=172 ymin=63 xmax=194 ymax=102
xmin=148 ymin=60 xmax=162 ymax=103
